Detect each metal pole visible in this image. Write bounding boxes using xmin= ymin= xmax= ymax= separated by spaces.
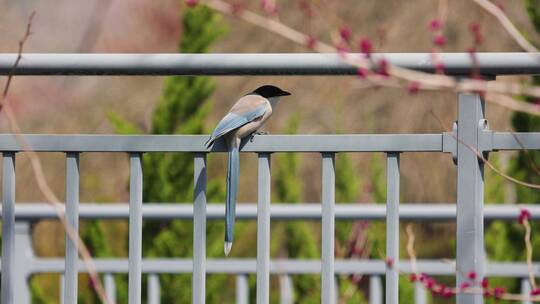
xmin=369 ymin=276 xmax=383 ymax=304
xmin=193 ymin=153 xmax=207 ymax=304
xmin=279 ymin=275 xmax=293 ymax=304
xmin=60 ymin=275 xmax=65 ymax=304
xmin=236 ymin=274 xmax=249 ymax=304
xmin=148 ymin=274 xmax=161 ymax=304
xmin=64 ymin=152 xmax=79 ymax=304
xmin=257 ymin=153 xmax=271 ymax=304
xmin=2 ymin=152 xmax=16 ymax=304
xmin=414 ymin=281 xmax=427 ymax=304
xmin=521 ymin=278 xmax=532 ymax=304
xmin=386 ymin=153 xmax=400 ymax=304
xmin=321 ymin=153 xmax=335 ymax=304
xmin=13 ymin=221 xmax=31 ymax=303
xmin=104 ymin=273 xmax=116 ymax=303
xmin=456 ymin=93 xmax=485 ymax=304
xmin=128 ymin=153 xmax=143 ymax=304
xmin=0 ymin=53 xmax=540 ymax=76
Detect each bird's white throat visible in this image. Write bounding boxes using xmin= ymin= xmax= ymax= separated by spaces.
xmin=268 ymin=97 xmax=281 ymax=109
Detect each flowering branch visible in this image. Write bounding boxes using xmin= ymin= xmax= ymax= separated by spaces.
xmin=472 ymin=0 xmax=539 ymax=53
xmin=0 ymin=12 xmax=111 ymax=304
xmin=201 ymin=0 xmax=540 ymax=117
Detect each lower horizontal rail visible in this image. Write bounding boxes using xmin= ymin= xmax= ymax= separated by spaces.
xmin=4 ymin=203 xmax=539 ymax=220
xmin=17 ymin=259 xmax=540 ymax=277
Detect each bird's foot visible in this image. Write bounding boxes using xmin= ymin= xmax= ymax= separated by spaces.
xmin=250 ymin=131 xmax=269 ymax=142
xmin=224 ymin=241 xmax=233 ymax=256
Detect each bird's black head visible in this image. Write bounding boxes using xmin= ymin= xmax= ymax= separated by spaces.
xmin=251 ymin=85 xmax=291 ymax=98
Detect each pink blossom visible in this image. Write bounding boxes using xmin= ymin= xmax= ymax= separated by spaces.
xmin=433 ymin=34 xmax=446 ymax=47
xmin=305 ymin=36 xmax=317 ymax=50
xmin=339 ymin=26 xmax=352 ymax=43
xmin=459 ymin=282 xmax=471 ymax=291
xmin=409 ymin=273 xmax=418 ymax=282
xmin=481 ymin=278 xmax=489 ymax=289
xmin=377 ymin=58 xmax=389 ymax=77
xmin=260 ymin=0 xmax=278 ymax=15
xmin=385 ymin=257 xmax=394 ymax=268
xmin=442 ymin=287 xmax=454 ymax=298
xmin=429 ymin=19 xmax=442 ymax=31
xmin=493 ymin=287 xmax=506 ymax=299
xmin=519 ymin=208 xmax=532 ymax=224
xmin=407 ymin=81 xmax=421 ymax=94
xmin=186 ymin=0 xmax=199 ymax=7
xmin=357 ymin=67 xmax=367 ymax=79
xmin=467 ymin=271 xmax=477 ymax=280
xmin=358 ymin=38 xmax=373 ymax=57
xmin=531 ymin=288 xmax=540 ymax=296
xmin=435 ymin=62 xmax=445 ymax=74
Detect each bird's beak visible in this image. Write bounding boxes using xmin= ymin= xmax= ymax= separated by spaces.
xmin=280 ymin=91 xmax=291 ymax=96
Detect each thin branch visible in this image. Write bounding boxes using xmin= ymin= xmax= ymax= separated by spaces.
xmin=472 ymin=0 xmax=539 ymax=53
xmin=0 ymin=12 xmax=111 ymax=304
xmin=523 ymin=217 xmax=537 ymax=290
xmin=203 ymin=0 xmax=540 ymax=117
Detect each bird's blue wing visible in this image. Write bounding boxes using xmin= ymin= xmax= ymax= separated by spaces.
xmin=205 ymin=106 xmax=266 ymax=147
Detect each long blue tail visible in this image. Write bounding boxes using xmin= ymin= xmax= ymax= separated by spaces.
xmin=224 ymin=145 xmax=239 ymax=255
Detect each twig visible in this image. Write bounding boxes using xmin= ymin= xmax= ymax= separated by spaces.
xmin=0 ymin=12 xmax=111 ymax=304
xmin=203 ymin=0 xmax=540 ymax=117
xmin=523 ymin=216 xmax=537 ymax=290
xmin=510 ymin=132 xmax=540 ymax=178
xmin=472 ymin=0 xmax=539 ymax=53
xmin=406 ymin=224 xmax=418 ymax=275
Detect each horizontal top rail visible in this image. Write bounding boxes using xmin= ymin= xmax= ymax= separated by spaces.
xmin=3 ymin=203 xmax=539 ymax=221
xmin=0 ymin=134 xmax=443 ymax=152
xmin=0 ymin=53 xmax=539 ymax=76
xmin=13 ymin=258 xmax=540 ymax=277
xmin=0 ymin=133 xmax=539 ymax=152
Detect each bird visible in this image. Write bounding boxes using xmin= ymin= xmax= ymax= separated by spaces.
xmin=205 ymin=85 xmax=291 ymax=256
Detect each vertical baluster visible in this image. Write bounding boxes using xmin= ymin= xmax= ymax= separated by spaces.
xmin=279 ymin=275 xmax=293 ymax=304
xmin=414 ymin=280 xmax=427 ymax=304
xmin=148 ymin=274 xmax=161 ymax=304
xmin=104 ymin=273 xmax=116 ymax=303
xmin=456 ymin=93 xmax=485 ymax=304
xmin=2 ymin=152 xmax=16 ymax=304
xmin=64 ymin=152 xmax=79 ymax=304
xmin=236 ymin=274 xmax=249 ymax=304
xmin=257 ymin=153 xmax=271 ymax=304
xmin=129 ymin=153 xmax=143 ymax=304
xmin=521 ymin=278 xmax=532 ymax=304
xmin=369 ymin=276 xmax=383 ymax=304
xmin=60 ymin=275 xmax=65 ymax=304
xmin=321 ymin=153 xmax=335 ymax=304
xmin=386 ymin=153 xmax=400 ymax=304
xmin=193 ymin=153 xmax=207 ymax=304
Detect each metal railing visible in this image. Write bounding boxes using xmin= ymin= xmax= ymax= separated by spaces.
xmin=0 ymin=53 xmax=540 ymax=304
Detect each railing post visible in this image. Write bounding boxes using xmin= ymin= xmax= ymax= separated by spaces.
xmin=521 ymin=278 xmax=531 ymax=304
xmin=104 ymin=273 xmax=117 ymax=303
xmin=2 ymin=152 xmax=16 ymax=304
xmin=414 ymin=281 xmax=427 ymax=304
xmin=321 ymin=153 xmax=335 ymax=304
xmin=456 ymin=93 xmax=485 ymax=304
xmin=129 ymin=153 xmax=143 ymax=304
xmin=148 ymin=274 xmax=161 ymax=304
xmin=193 ymin=153 xmax=207 ymax=304
xmin=257 ymin=153 xmax=271 ymax=304
xmin=369 ymin=276 xmax=382 ymax=304
xmin=13 ymin=221 xmax=32 ymax=304
xmin=64 ymin=152 xmax=79 ymax=304
xmin=236 ymin=274 xmax=249 ymax=304
xmin=279 ymin=274 xmax=293 ymax=304
xmin=386 ymin=153 xmax=400 ymax=304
